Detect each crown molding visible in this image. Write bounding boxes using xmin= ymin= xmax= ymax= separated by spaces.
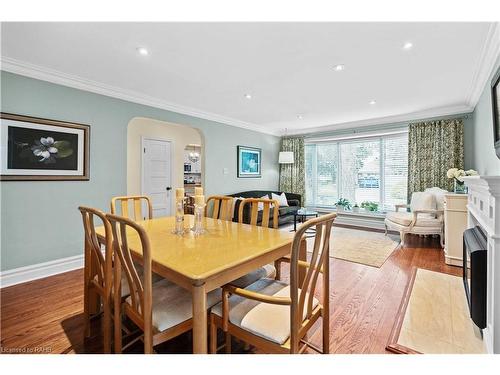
xmin=0 ymin=57 xmax=278 ymax=136
xmin=466 ymin=22 xmax=500 ymax=108
xmin=285 ymin=103 xmax=474 ymax=136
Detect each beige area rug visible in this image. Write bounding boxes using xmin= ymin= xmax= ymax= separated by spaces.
xmin=387 ymin=268 xmax=486 ymax=354
xmin=305 ymin=226 xmax=400 ymax=268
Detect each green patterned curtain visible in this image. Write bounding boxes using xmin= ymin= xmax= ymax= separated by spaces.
xmin=407 ymin=118 xmax=464 ymax=197
xmin=279 ymin=137 xmax=305 ymax=205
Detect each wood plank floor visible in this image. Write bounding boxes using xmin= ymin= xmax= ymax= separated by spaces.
xmin=0 ymin=233 xmax=461 ymax=354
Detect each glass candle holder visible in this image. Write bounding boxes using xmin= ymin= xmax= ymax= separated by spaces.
xmin=172 ymin=198 xmax=185 ymax=235
xmin=192 ymin=203 xmax=206 ymax=235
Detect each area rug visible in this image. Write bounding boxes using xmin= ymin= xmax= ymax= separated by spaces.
xmin=319 ymin=226 xmax=400 ymax=268
xmin=387 ymin=268 xmax=486 ymax=354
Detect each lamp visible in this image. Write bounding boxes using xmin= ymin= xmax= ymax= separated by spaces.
xmin=279 ymin=151 xmax=294 ymax=164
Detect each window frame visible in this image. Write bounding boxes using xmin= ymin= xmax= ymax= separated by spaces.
xmin=305 ymin=130 xmax=408 ymax=212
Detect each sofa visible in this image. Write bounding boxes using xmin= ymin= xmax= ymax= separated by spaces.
xmin=228 ymin=190 xmax=302 ymax=227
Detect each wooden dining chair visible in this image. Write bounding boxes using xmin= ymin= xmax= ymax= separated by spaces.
xmin=227 ymin=198 xmax=280 ymax=289
xmin=238 ymin=198 xmax=279 ymax=228
xmin=110 ymin=195 xmax=153 ymax=221
xmin=209 ymin=212 xmax=336 ymax=354
xmin=79 ymin=206 xmax=113 ymax=353
xmin=106 ymin=213 xmax=221 ymax=354
xmin=205 ymin=196 xmax=233 ymax=221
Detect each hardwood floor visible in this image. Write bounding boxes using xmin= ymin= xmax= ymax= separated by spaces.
xmin=0 ymin=233 xmax=461 ymax=354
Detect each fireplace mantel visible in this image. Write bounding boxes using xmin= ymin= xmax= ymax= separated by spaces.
xmin=463 ymin=176 xmax=500 ymax=354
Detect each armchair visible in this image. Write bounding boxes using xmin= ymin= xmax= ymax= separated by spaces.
xmin=385 ymin=188 xmax=447 ymax=247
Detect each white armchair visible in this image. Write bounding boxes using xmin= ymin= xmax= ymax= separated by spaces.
xmin=384 ymin=187 xmax=447 ymax=247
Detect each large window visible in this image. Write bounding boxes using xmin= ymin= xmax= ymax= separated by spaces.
xmin=305 ymin=132 xmax=408 ymax=211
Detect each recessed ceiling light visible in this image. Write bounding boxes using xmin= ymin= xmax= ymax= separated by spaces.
xmin=333 ymin=64 xmax=345 ymax=71
xmin=244 ymin=94 xmax=252 ymax=100
xmin=137 ymin=47 xmax=149 ymax=56
xmin=369 ymin=100 xmax=377 ymax=105
xmin=297 ymin=115 xmax=303 ymax=120
xmin=403 ymin=42 xmax=413 ymax=50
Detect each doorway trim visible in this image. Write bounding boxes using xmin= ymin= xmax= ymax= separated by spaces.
xmin=141 ymin=136 xmax=175 ymax=215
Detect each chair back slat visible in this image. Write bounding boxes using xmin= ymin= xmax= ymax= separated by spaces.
xmin=111 ymin=196 xmax=153 ymax=221
xmin=79 ymin=206 xmax=113 ymax=292
xmin=106 ymin=213 xmax=153 ymax=323
xmin=289 ymin=213 xmax=336 ymax=352
xmin=205 ymin=196 xmax=233 ymax=220
xmin=238 ymin=198 xmax=279 ymax=229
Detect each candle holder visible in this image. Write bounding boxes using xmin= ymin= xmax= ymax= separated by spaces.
xmin=172 ymin=198 xmax=186 ymax=235
xmin=191 ymin=203 xmax=206 ymax=235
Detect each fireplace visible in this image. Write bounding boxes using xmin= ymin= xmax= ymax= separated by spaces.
xmin=463 ymin=226 xmax=487 ymax=329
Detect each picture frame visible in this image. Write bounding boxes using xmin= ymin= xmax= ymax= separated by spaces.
xmin=0 ymin=113 xmax=90 ymax=181
xmin=491 ymin=67 xmax=500 ymax=159
xmin=237 ymin=145 xmax=261 ymax=178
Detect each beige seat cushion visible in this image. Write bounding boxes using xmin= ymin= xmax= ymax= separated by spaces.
xmin=229 ymin=264 xmax=276 ymax=288
xmin=386 ymin=211 xmax=413 ymax=226
xmin=212 ymin=278 xmax=319 ymax=345
xmin=126 ymin=279 xmax=222 ymax=332
xmin=386 ymin=211 xmax=442 ymax=228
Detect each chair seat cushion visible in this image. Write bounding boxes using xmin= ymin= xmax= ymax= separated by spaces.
xmin=229 ymin=264 xmax=276 ymax=288
xmin=386 ymin=211 xmax=413 ymax=226
xmin=386 ymin=211 xmax=442 ymax=228
xmin=126 ymin=279 xmax=222 ymax=332
xmin=212 ymin=278 xmax=319 ymax=345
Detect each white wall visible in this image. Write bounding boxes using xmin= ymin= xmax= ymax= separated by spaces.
xmin=127 ymin=117 xmax=203 ymax=211
xmin=471 ymin=54 xmax=500 ymax=174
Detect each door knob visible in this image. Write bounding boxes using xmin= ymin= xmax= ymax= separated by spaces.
xmin=166 ymin=187 xmax=172 ymax=191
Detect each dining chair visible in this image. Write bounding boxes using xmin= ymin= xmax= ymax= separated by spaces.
xmin=228 ymin=198 xmax=280 ymax=289
xmin=110 ymin=195 xmax=153 ymax=221
xmin=106 ymin=213 xmax=221 ymax=353
xmin=79 ymin=206 xmax=113 ymax=353
xmin=238 ymin=198 xmax=279 ymax=228
xmin=205 ymin=195 xmax=233 ymax=221
xmin=209 ymin=212 xmax=336 ymax=354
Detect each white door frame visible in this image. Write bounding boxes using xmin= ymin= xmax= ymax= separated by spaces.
xmin=141 ymin=136 xmax=175 ymax=215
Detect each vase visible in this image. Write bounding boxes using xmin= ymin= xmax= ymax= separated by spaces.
xmin=454 ymin=179 xmax=468 ymax=194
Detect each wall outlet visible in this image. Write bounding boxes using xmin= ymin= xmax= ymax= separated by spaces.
xmin=223 ymin=167 xmax=228 ymax=175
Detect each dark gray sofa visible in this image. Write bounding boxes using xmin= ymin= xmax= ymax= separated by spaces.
xmin=228 ymin=190 xmax=302 ymax=227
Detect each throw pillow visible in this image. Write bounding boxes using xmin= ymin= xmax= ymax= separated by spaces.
xmin=272 ymin=192 xmax=289 ymax=207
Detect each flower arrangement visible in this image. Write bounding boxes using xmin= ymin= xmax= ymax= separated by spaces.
xmin=446 ymin=168 xmax=478 ymax=182
xmin=447 ymin=168 xmax=478 ymax=193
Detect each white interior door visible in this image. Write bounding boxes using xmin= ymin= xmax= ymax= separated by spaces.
xmin=142 ymin=138 xmax=172 ymax=217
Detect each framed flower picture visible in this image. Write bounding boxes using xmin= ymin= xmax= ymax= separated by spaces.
xmin=0 ymin=113 xmax=90 ymax=181
xmin=237 ymin=145 xmax=261 ymax=178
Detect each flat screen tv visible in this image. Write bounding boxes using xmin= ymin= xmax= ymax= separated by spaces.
xmin=492 ymin=67 xmax=500 ymax=159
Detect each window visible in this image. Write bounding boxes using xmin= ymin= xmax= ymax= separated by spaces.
xmin=305 ymin=132 xmax=408 ymax=211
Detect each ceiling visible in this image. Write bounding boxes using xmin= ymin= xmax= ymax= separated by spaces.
xmin=1 ymin=22 xmax=498 ymax=135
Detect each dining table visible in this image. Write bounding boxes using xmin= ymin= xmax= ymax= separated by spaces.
xmin=95 ymin=214 xmax=305 ymax=354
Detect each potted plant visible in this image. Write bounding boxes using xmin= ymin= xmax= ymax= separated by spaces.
xmin=335 ymin=198 xmax=352 ymax=211
xmin=446 ymin=168 xmax=478 ymax=194
xmin=361 ymin=201 xmax=379 ymax=212
xmin=352 ymin=203 xmax=360 ymax=213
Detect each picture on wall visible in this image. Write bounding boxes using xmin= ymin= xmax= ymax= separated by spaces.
xmin=0 ymin=113 xmax=90 ymax=181
xmin=237 ymin=145 xmax=261 ymax=178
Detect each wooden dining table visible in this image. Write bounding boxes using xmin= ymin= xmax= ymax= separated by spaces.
xmin=95 ymin=215 xmax=304 ymax=354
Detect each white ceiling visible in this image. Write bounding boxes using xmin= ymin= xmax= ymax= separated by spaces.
xmin=1 ymin=22 xmax=498 ymax=135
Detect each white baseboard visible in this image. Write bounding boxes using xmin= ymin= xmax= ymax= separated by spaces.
xmin=0 ymin=254 xmax=84 ymax=288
